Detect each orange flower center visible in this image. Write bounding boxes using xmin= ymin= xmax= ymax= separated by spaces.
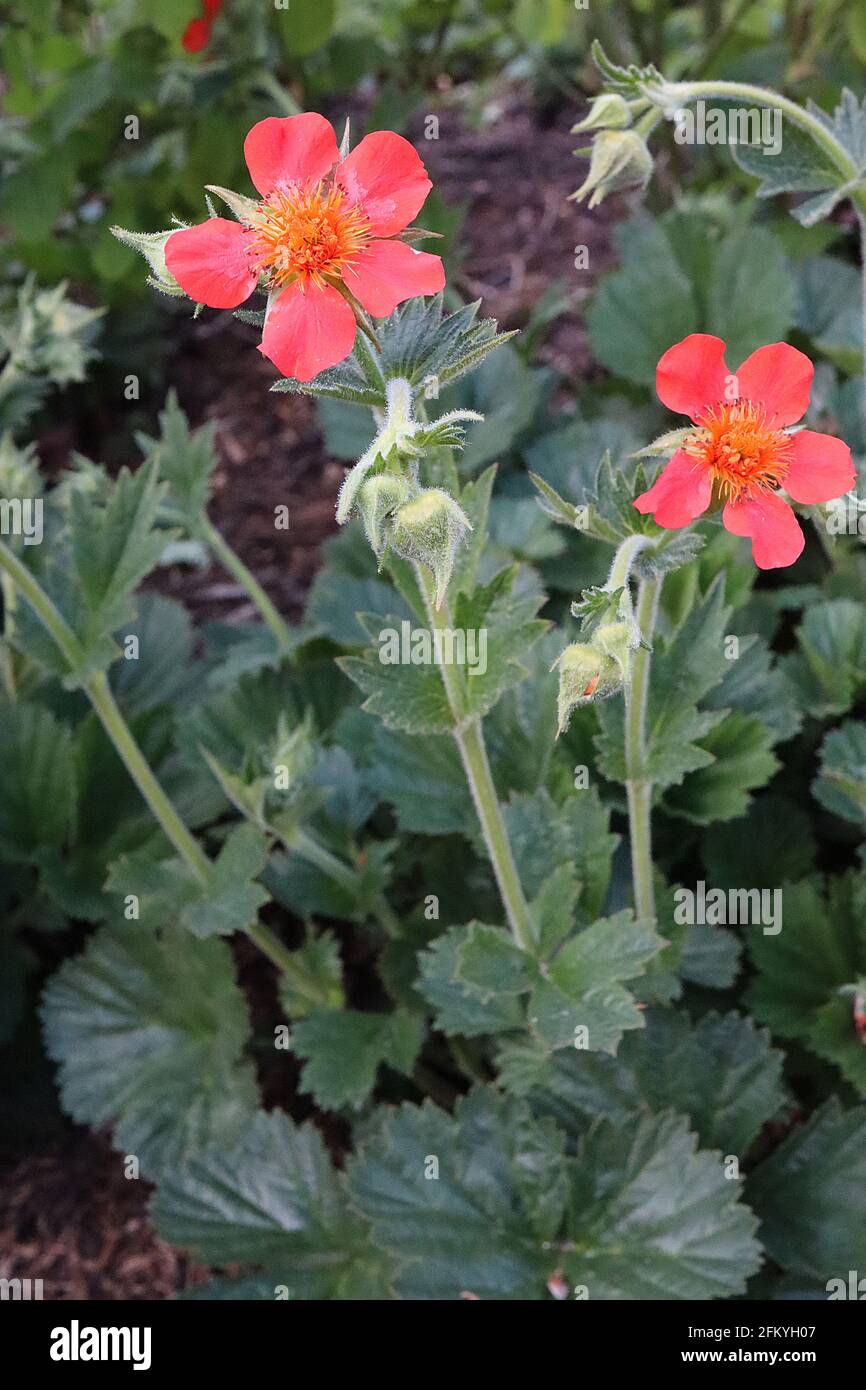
xmin=684 ymin=400 xmax=793 ymax=503
xmin=248 ymin=183 xmax=371 ymax=290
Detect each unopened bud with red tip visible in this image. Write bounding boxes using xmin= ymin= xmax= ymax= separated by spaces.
xmin=553 ymin=643 xmax=622 ymax=735
xmin=390 ymin=488 xmax=472 ymax=609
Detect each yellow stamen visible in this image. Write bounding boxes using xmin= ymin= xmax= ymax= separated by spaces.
xmin=248 ymin=182 xmax=371 ymax=290
xmin=684 ymin=400 xmax=793 ymax=503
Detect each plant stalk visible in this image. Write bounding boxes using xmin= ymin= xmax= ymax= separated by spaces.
xmin=0 ymin=569 xmax=17 ymax=699
xmin=606 ymin=532 xmax=655 ymax=591
xmin=414 ymin=562 xmax=535 ymax=951
xmin=291 ymin=826 xmax=401 ymax=938
xmin=87 ymin=672 xmax=211 ymax=881
xmin=624 ymin=575 xmax=662 ymax=925
xmin=653 ymin=79 xmax=866 ymax=202
xmin=199 ymin=515 xmax=294 ymax=652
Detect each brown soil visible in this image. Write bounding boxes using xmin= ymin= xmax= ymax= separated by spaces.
xmin=0 ymin=1133 xmax=200 ymax=1300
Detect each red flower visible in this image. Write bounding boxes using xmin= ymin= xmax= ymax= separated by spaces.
xmin=164 ymin=114 xmax=445 ymax=381
xmin=182 ymin=0 xmax=222 ymax=52
xmin=181 ymin=17 xmax=211 ymax=52
xmin=634 ymin=335 xmax=855 ymax=569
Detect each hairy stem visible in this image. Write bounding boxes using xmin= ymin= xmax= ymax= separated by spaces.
xmin=624 ymin=575 xmax=662 ymax=925
xmin=606 ymin=532 xmax=655 ymax=591
xmin=414 ymin=562 xmax=534 ymax=951
xmin=654 ymin=79 xmax=866 ymax=202
xmin=200 ymin=515 xmax=294 ymax=652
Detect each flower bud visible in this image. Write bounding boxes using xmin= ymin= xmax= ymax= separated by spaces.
xmin=390 ymin=488 xmax=472 ymax=609
xmin=572 ymin=93 xmax=634 ymax=134
xmin=571 ymin=130 xmax=653 ymax=208
xmin=553 ymin=643 xmax=622 ymax=735
xmin=593 ymin=619 xmax=640 ymax=679
xmin=357 ymin=472 xmax=413 ymax=561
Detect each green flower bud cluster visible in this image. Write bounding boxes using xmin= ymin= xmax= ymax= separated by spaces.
xmin=337 ymin=377 xmax=478 ymax=610
xmin=553 ymin=585 xmax=644 ymax=734
xmin=354 ymin=472 xmax=471 ymax=609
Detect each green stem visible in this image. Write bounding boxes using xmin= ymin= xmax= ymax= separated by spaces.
xmin=243 ymin=919 xmax=299 ymax=974
xmin=87 ymin=672 xmax=211 ymax=880
xmin=606 ymin=532 xmax=655 ymax=591
xmin=692 ymin=0 xmax=759 ymax=78
xmin=414 ymin=563 xmax=535 ymax=951
xmin=0 ymin=538 xmax=293 ymax=972
xmin=292 ymin=826 xmax=360 ymax=892
xmin=200 ymin=516 xmax=294 ymax=652
xmin=254 ymin=71 xmax=302 ymax=117
xmin=370 ymin=894 xmax=402 ymax=939
xmin=0 ymin=539 xmax=83 ymax=670
xmin=291 ymin=827 xmax=401 ymax=938
xmin=656 ymin=79 xmax=866 ymax=203
xmin=1 ymin=569 xmax=17 ymax=700
xmin=624 ymin=576 xmax=662 ymax=925
xmin=787 ymin=0 xmax=848 ymax=80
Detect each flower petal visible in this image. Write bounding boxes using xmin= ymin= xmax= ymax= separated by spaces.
xmin=336 ymin=132 xmax=432 ymax=237
xmin=259 ymin=280 xmax=356 ymax=382
xmin=343 ymin=239 xmax=445 ymax=317
xmin=182 ymin=18 xmax=211 ymax=52
xmin=633 ymin=449 xmax=712 ymax=528
xmin=243 ymin=114 xmax=339 ymax=197
xmin=723 ymin=491 xmax=805 ymax=569
xmin=164 ymin=218 xmax=257 ymax=309
xmin=734 ymin=342 xmax=813 ymax=426
xmin=656 ymin=335 xmax=730 ymax=422
xmin=783 ymin=429 xmax=856 ymax=504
